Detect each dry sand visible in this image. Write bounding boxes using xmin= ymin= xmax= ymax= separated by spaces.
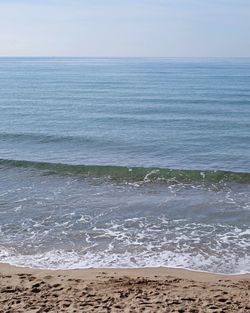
xmin=0 ymin=263 xmax=249 ymax=312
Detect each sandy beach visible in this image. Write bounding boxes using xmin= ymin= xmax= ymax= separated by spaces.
xmin=0 ymin=264 xmax=249 ymax=312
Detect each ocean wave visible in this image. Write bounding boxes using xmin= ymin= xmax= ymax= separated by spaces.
xmin=0 ymin=132 xmax=97 ymax=144
xmin=0 ymin=158 xmax=249 ymax=183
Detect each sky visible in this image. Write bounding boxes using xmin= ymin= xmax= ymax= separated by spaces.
xmin=0 ymin=0 xmax=249 ymax=57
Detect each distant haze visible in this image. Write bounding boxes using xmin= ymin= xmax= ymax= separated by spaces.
xmin=0 ymin=0 xmax=249 ymax=57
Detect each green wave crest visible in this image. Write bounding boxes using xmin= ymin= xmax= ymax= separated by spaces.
xmin=0 ymin=159 xmax=249 ymax=183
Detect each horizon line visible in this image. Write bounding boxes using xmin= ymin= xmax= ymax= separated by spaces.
xmin=0 ymin=56 xmax=250 ymax=59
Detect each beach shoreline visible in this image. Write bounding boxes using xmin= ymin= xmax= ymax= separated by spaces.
xmin=0 ymin=263 xmax=249 ymax=312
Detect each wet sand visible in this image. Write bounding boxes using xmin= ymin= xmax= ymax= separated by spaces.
xmin=0 ymin=263 xmax=249 ymax=312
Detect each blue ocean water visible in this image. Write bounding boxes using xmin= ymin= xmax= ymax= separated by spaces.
xmin=0 ymin=58 xmax=249 ymax=273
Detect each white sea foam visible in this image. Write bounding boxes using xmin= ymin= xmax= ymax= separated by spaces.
xmin=0 ymin=217 xmax=249 ymax=274
xmin=0 ymin=247 xmax=249 ymax=274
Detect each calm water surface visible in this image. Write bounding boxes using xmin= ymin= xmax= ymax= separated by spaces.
xmin=0 ymin=58 xmax=249 ymax=273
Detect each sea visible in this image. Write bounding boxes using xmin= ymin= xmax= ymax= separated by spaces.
xmin=0 ymin=57 xmax=249 ymax=274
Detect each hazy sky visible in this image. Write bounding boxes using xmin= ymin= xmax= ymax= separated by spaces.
xmin=0 ymin=0 xmax=249 ymax=57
